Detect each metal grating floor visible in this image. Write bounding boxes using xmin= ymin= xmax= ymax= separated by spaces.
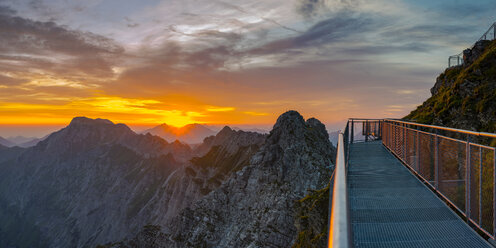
xmin=349 ymin=141 xmax=491 ymax=248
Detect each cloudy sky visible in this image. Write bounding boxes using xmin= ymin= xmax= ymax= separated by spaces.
xmin=0 ymin=0 xmax=495 ymax=136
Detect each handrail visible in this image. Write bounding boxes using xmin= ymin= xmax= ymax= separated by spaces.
xmin=328 ymin=132 xmax=351 ymax=248
xmin=382 ymin=119 xmax=496 ymax=240
xmin=385 ymin=119 xmax=496 ymax=138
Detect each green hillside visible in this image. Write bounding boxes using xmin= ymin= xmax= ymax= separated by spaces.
xmin=405 ymin=39 xmax=496 ymax=133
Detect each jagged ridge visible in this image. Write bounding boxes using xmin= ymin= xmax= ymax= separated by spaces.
xmin=113 ymin=110 xmax=335 ymax=248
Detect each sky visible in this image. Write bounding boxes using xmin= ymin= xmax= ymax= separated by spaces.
xmin=0 ymin=0 xmax=496 ymax=137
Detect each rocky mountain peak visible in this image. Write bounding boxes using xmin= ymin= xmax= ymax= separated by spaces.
xmin=69 ymin=116 xmax=114 ymax=126
xmin=195 ymin=125 xmax=266 ymax=156
xmin=271 ymin=110 xmax=306 ymax=140
xmin=218 ymin=125 xmax=233 ymax=134
xmin=253 ymin=110 xmax=333 ymax=167
xmin=122 ymin=110 xmax=334 ymax=248
xmin=30 ymin=117 xmax=191 ymax=162
xmin=43 ymin=117 xmax=134 ymax=148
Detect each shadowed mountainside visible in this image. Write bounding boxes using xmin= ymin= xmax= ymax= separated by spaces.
xmin=0 ymin=117 xmax=266 ymax=248
xmin=111 ymin=110 xmax=335 ymax=248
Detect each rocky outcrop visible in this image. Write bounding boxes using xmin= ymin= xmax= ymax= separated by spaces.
xmin=463 ymin=40 xmax=492 ymax=66
xmin=406 ymin=39 xmax=496 ymax=134
xmin=194 ymin=126 xmax=266 ymax=156
xmin=431 ymin=40 xmax=491 ymax=96
xmin=114 ymin=110 xmax=334 ymax=248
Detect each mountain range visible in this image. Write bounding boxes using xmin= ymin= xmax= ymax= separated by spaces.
xmin=142 ymin=123 xmax=216 ymax=144
xmin=0 ymin=111 xmax=333 ymax=248
xmin=0 ymin=135 xmax=47 ymax=148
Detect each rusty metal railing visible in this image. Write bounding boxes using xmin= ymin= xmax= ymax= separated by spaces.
xmin=383 ymin=119 xmax=496 ymax=240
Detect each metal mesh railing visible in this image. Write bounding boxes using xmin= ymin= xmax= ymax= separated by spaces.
xmin=383 ymin=120 xmax=496 ymax=239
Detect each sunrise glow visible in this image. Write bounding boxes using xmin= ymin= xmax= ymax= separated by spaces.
xmin=1 ymin=0 xmax=495 ymax=137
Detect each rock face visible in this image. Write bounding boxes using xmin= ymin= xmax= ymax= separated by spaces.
xmin=292 ymin=184 xmax=330 ymax=248
xmin=0 ymin=117 xmax=266 ymax=248
xmin=463 ymin=40 xmax=492 ymax=66
xmin=407 ymin=39 xmax=496 ymax=133
xmin=114 ymin=110 xmax=334 ymax=248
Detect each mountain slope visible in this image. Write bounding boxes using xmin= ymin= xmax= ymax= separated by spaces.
xmin=0 ymin=136 xmax=15 ymax=147
xmin=7 ymin=136 xmax=38 ymax=145
xmin=406 ymin=39 xmax=496 ymax=132
xmin=113 ymin=110 xmax=334 ymax=248
xmin=18 ymin=137 xmax=43 ymax=147
xmin=143 ymin=123 xmax=216 ymax=144
xmin=0 ymin=117 xmax=266 ymax=248
xmin=0 ymin=117 xmax=190 ymax=247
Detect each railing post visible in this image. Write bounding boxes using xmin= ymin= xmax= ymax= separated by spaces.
xmin=403 ymin=123 xmax=407 ymax=160
xmin=493 ymin=22 xmax=496 ymax=40
xmin=435 ymin=130 xmax=439 ymax=189
xmin=493 ymin=149 xmax=496 ymax=238
xmin=466 ymin=135 xmax=471 ymax=219
xmin=351 ymin=120 xmax=354 ymax=144
xmin=365 ymin=120 xmax=369 ymax=142
xmin=416 ymin=130 xmax=420 ymax=172
xmin=479 ymin=147 xmax=483 ymax=226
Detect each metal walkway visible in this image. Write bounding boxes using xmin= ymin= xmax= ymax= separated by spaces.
xmin=348 ymin=141 xmax=491 ymax=248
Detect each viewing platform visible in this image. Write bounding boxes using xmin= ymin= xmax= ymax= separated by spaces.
xmin=349 ymin=141 xmax=489 ymax=247
xmin=329 ymin=119 xmax=496 ymax=248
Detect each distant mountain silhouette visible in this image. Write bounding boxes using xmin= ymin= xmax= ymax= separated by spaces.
xmin=231 ymin=126 xmax=269 ymax=134
xmin=6 ymin=135 xmax=48 ymax=148
xmin=143 ymin=123 xmax=216 ymax=144
xmin=0 ymin=136 xmax=15 ymax=147
xmin=7 ymin=136 xmax=37 ymax=145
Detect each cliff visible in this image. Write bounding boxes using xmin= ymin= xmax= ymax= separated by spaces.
xmin=112 ymin=110 xmax=335 ymax=248
xmin=406 ymin=39 xmax=496 ymax=133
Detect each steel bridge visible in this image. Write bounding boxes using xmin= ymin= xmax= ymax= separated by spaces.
xmin=328 ymin=119 xmax=496 ymax=247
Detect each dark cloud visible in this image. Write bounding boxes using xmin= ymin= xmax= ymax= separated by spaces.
xmin=246 ymin=12 xmax=378 ymax=56
xmin=297 ymin=0 xmax=325 ymax=18
xmin=0 ymin=5 xmax=123 ymax=79
xmin=341 ymin=43 xmax=437 ymax=56
xmin=0 ymin=4 xmax=15 ymax=16
xmin=296 ymin=0 xmax=358 ymax=18
xmin=125 ymin=17 xmax=139 ymax=28
xmin=380 ymin=24 xmax=479 ymax=45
